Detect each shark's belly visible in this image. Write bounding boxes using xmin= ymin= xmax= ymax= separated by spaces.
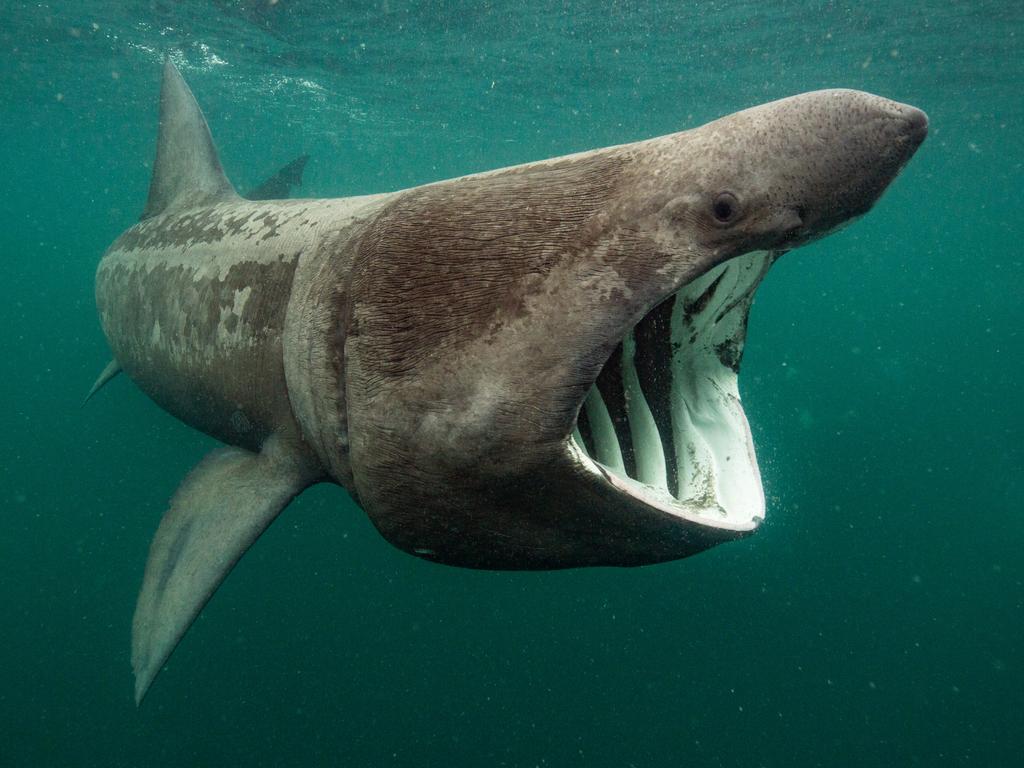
xmin=95 ymin=202 xmax=316 ymax=449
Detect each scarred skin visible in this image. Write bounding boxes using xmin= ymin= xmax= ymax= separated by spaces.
xmin=93 ymin=62 xmax=926 ymax=702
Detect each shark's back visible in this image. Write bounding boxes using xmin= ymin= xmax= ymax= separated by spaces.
xmin=94 ymin=60 xmax=388 ymax=447
xmin=97 ymin=198 xmax=332 ymax=447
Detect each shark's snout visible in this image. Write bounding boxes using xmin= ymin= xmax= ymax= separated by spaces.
xmin=881 ymin=100 xmax=928 ymax=163
xmin=857 ymin=93 xmax=929 ymax=170
xmin=899 ymin=104 xmax=929 ymax=145
xmin=761 ymin=91 xmax=928 ymax=249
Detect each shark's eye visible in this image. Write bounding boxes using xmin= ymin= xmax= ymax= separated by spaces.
xmin=712 ymin=192 xmax=740 ymax=224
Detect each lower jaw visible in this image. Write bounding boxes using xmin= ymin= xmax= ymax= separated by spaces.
xmin=569 ymin=250 xmax=775 ymax=529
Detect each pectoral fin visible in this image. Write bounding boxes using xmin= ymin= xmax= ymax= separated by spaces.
xmin=131 ymin=435 xmax=319 ymax=704
xmin=83 ymin=359 xmax=122 ymax=405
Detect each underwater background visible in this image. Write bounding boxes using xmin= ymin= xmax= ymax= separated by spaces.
xmin=2 ymin=1 xmax=1021 ymax=765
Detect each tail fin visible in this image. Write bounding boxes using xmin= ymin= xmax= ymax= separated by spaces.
xmin=142 ymin=59 xmax=239 ymax=220
xmin=245 ymin=154 xmax=310 ymax=200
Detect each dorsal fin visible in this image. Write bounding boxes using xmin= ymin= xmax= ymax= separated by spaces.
xmin=142 ymin=58 xmax=240 ymax=220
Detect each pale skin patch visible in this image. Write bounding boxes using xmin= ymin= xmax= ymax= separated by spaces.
xmin=102 ymin=196 xmax=391 ymax=283
xmin=215 ymin=286 xmax=257 ymax=347
xmin=230 ymin=285 xmax=252 ymax=316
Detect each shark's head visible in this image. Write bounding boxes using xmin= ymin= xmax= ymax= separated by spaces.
xmin=341 ymin=89 xmax=927 ymax=569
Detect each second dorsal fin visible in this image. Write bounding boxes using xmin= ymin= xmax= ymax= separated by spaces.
xmin=141 ymin=58 xmax=240 ymax=220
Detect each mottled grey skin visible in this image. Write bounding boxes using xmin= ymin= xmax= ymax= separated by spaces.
xmin=94 ymin=61 xmax=926 ymax=702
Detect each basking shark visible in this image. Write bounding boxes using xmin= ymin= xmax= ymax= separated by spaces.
xmin=91 ymin=60 xmax=926 ymax=703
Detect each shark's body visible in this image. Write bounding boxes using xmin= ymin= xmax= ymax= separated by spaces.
xmin=93 ymin=61 xmax=926 ymax=703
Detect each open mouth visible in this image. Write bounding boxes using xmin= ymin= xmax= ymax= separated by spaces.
xmin=568 ymin=250 xmax=777 ymax=532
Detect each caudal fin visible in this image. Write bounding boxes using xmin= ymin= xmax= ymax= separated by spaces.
xmin=141 ymin=58 xmax=239 ymax=220
xmin=245 ymin=154 xmax=310 ymax=200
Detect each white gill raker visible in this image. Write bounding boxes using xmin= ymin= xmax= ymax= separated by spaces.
xmin=700 ymin=252 xmax=772 ymax=515
xmin=583 ymin=387 xmax=626 ymax=475
xmin=668 ymin=251 xmax=773 ymax=518
xmin=571 ymin=426 xmax=589 ymax=457
xmin=621 ymin=330 xmax=668 ymax=490
xmin=713 ymin=252 xmax=773 ymax=328
xmin=669 ymin=265 xmax=720 ymax=511
xmin=669 ymin=394 xmax=716 ymax=512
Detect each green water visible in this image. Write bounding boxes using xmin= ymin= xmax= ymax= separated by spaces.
xmin=2 ymin=1 xmax=1021 ymax=765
